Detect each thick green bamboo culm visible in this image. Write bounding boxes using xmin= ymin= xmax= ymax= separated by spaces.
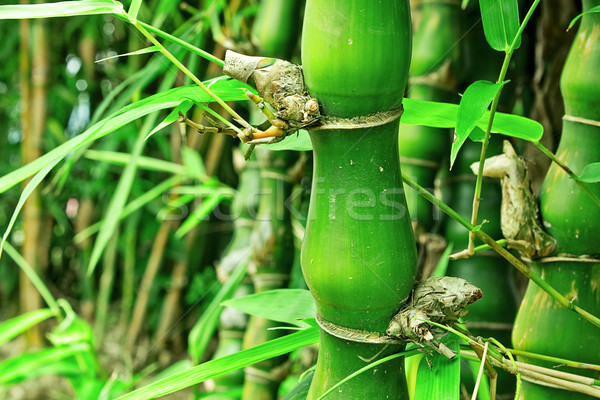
xmin=301 ymin=1 xmax=416 ymax=398
xmin=512 ymin=2 xmax=600 ymax=398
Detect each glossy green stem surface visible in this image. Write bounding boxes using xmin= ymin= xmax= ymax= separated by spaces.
xmin=513 ymin=3 xmax=600 ymax=399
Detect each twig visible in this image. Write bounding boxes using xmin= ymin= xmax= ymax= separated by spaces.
xmin=533 ymin=140 xmax=600 ymax=208
xmin=472 ymin=342 xmax=490 ymax=400
xmin=467 ymin=0 xmax=541 ymax=256
xmin=402 ymin=173 xmax=600 ymax=330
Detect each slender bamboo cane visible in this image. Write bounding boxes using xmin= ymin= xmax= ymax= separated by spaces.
xmin=399 ymin=0 xmax=460 ymax=232
xmin=444 ymin=140 xmax=518 ymax=396
xmin=512 ymin=3 xmax=600 ymax=398
xmin=241 ymin=149 xmax=298 ymax=400
xmin=301 ymin=1 xmax=415 ymax=398
xmin=208 ymin=152 xmax=260 ymax=396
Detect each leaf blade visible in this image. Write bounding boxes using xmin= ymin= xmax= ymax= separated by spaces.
xmin=479 ymin=0 xmax=521 ymax=51
xmin=451 ymin=80 xmax=506 ymax=168
xmin=0 ymin=0 xmax=124 ymax=19
xmin=118 ymin=327 xmax=320 ymax=400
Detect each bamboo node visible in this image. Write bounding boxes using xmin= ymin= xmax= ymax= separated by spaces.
xmin=313 ymin=106 xmax=404 ymax=131
xmin=315 ymin=314 xmax=402 ymax=345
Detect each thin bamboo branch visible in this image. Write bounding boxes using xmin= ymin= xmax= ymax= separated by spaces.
xmin=132 ymin=21 xmax=252 ymax=131
xmin=467 ymin=0 xmax=542 ymax=255
xmin=127 ymin=220 xmax=173 ymax=346
xmin=533 ymin=140 xmax=600 ymax=208
xmin=402 ymin=173 xmax=600 ymax=329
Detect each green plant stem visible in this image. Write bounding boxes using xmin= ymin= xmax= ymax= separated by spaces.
xmin=3 ymin=242 xmax=61 ymax=318
xmin=402 ymin=173 xmax=600 ymax=330
xmin=472 ymin=239 xmax=507 ymax=254
xmin=468 ymin=0 xmax=541 ymax=255
xmin=506 ymin=349 xmax=600 ymax=372
xmin=132 ymin=20 xmax=250 ymax=131
xmin=533 ymin=140 xmax=600 ymax=208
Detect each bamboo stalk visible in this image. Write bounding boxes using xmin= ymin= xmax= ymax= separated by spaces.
xmin=300 ymin=1 xmax=415 ymax=398
xmin=511 ymin=2 xmax=600 ymax=398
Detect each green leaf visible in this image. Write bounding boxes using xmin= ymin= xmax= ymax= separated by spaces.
xmin=189 ymin=261 xmax=247 ymax=364
xmin=118 ymin=327 xmax=320 ymax=400
xmin=451 ymin=80 xmax=506 ymax=169
xmin=181 ymin=146 xmax=207 ymax=180
xmin=95 ymin=46 xmax=159 ymax=63
xmin=74 ymin=176 xmax=182 ymax=242
xmin=573 ymin=162 xmax=600 ymax=183
xmin=0 ymin=79 xmax=249 ymax=258
xmin=146 ymin=100 xmax=194 ymax=140
xmin=222 ymin=289 xmax=316 ymax=328
xmin=83 ymin=150 xmax=187 ymax=175
xmin=127 ymin=0 xmax=142 ymax=21
xmin=175 ymin=192 xmax=230 ymax=238
xmin=0 ymin=0 xmax=125 ymax=19
xmin=0 ymin=344 xmax=90 ymax=385
xmin=0 ymin=309 xmax=56 ymax=346
xmin=268 ymin=130 xmax=313 ymax=151
xmin=568 ymin=6 xmax=600 ymax=31
xmin=479 ymin=0 xmax=521 ymax=52
xmin=414 ymin=336 xmax=460 ymax=400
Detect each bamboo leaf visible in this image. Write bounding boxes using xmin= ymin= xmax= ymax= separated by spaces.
xmin=0 ymin=0 xmax=125 ymax=19
xmin=0 ymin=79 xmax=249 ymax=258
xmin=181 ymin=146 xmax=207 ymax=180
xmin=573 ymin=162 xmax=600 ymax=183
xmin=74 ymin=176 xmax=182 ymax=242
xmin=84 ymin=150 xmax=187 ymax=175
xmin=0 ymin=78 xmax=248 ymax=194
xmin=118 ymin=327 xmax=320 ymax=400
xmin=0 ymin=309 xmax=57 ymax=347
xmin=479 ymin=0 xmax=521 ymax=52
xmin=87 ymin=129 xmax=147 ymax=276
xmin=0 ymin=344 xmax=90 ymax=385
xmin=268 ymin=130 xmax=313 ymax=151
xmin=451 ymin=80 xmax=506 ymax=169
xmin=127 ymin=0 xmax=142 ymax=21
xmin=175 ymin=192 xmax=230 ymax=238
xmin=95 ymin=46 xmax=159 ymax=63
xmin=414 ymin=336 xmax=460 ymax=400
xmin=189 ymin=261 xmax=247 ymax=363
xmin=146 ymin=100 xmax=193 ymax=140
xmin=568 ymin=6 xmax=600 ymax=31
xmin=222 ymin=289 xmax=317 ymax=328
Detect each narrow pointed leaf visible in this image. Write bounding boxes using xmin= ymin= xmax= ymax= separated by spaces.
xmin=175 ymin=193 xmax=230 ymax=238
xmin=573 ymin=162 xmax=600 ymax=183
xmin=451 ymin=80 xmax=506 ymax=168
xmin=127 ymin=0 xmax=142 ymax=21
xmin=0 ymin=344 xmax=90 ymax=385
xmin=414 ymin=336 xmax=460 ymax=400
xmin=222 ymin=289 xmax=316 ymax=328
xmin=146 ymin=100 xmax=193 ymax=140
xmin=568 ymin=6 xmax=600 ymax=30
xmin=95 ymin=46 xmax=159 ymax=64
xmin=0 ymin=0 xmax=125 ymax=19
xmin=189 ymin=261 xmax=247 ymax=363
xmin=479 ymin=0 xmax=521 ymax=51
xmin=118 ymin=327 xmax=320 ymax=400
xmin=0 ymin=309 xmax=56 ymax=346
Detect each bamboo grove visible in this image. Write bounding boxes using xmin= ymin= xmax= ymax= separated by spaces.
xmin=0 ymin=0 xmax=599 ymax=399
